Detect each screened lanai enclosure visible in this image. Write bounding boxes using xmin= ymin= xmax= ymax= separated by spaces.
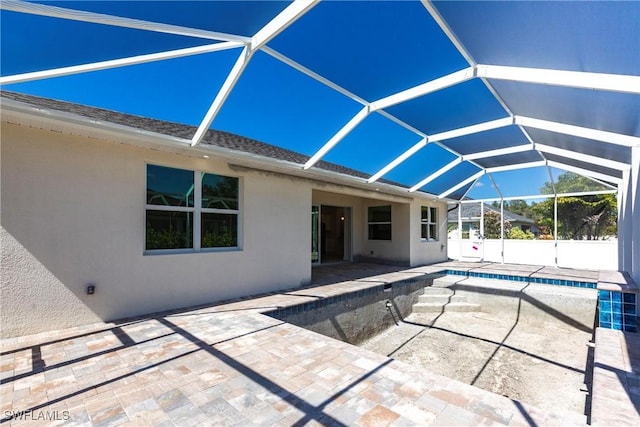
xmin=1 ymin=0 xmax=639 ymax=281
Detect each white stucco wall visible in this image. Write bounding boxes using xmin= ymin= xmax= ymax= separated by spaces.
xmin=1 ymin=124 xmax=310 ymax=337
xmin=358 ymin=200 xmax=411 ymax=265
xmin=409 ymin=200 xmax=449 ymax=267
xmin=2 ymin=122 xmax=452 ymax=337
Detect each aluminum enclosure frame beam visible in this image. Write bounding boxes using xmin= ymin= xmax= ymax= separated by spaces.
xmin=191 ymin=0 xmax=317 ymax=147
xmin=516 ymin=116 xmax=640 ymax=148
xmin=0 ymin=42 xmax=243 ymax=85
xmin=439 ymin=170 xmax=485 ymax=199
xmin=1 ymin=0 xmax=247 ymax=42
xmin=191 ymin=46 xmax=252 ymax=146
xmin=4 ymin=0 xmax=635 ymax=201
xmin=547 ymin=160 xmax=623 ymax=185
xmin=477 ymin=64 xmax=640 ymax=95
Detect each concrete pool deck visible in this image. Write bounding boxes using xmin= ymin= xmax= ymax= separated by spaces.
xmin=0 ymin=262 xmax=637 ymax=426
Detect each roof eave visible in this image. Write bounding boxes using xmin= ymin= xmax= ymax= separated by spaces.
xmin=1 ymin=97 xmax=443 ymax=203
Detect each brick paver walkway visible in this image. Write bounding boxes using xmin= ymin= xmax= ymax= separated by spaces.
xmin=0 ymin=263 xmax=602 ymax=426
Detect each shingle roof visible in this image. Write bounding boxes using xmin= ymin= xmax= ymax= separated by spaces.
xmin=1 ymin=91 xmax=405 ymax=188
xmin=447 ymin=203 xmax=535 ymax=224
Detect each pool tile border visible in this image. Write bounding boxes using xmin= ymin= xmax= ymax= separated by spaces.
xmin=443 ymin=268 xmax=638 ymax=333
xmin=444 ymin=269 xmax=598 ymax=289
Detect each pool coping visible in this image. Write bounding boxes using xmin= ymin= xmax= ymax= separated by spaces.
xmin=1 ymin=261 xmax=636 ymax=426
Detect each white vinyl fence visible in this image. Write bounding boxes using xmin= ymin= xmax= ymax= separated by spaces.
xmin=448 ymin=238 xmax=618 ymax=271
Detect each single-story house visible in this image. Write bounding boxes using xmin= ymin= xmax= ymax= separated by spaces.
xmin=447 ymin=203 xmax=537 ymax=237
xmin=1 ymin=92 xmax=448 ymax=338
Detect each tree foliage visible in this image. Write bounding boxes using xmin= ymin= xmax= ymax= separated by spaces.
xmin=483 ymin=211 xmax=511 ymax=239
xmin=491 ymin=199 xmax=535 ymax=219
xmin=534 ymin=172 xmax=617 ymax=240
xmin=486 ymin=172 xmax=616 ymax=240
xmin=508 ymin=227 xmax=535 ymax=240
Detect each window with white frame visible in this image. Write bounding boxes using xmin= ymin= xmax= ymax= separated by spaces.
xmin=421 ymin=206 xmax=438 ymax=241
xmin=368 ymin=205 xmax=392 ymax=240
xmin=145 ymin=164 xmax=239 ymax=251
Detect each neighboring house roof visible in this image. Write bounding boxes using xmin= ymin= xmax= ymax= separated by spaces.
xmin=1 ymin=91 xmax=405 ymax=189
xmin=448 ymin=203 xmax=535 ymax=225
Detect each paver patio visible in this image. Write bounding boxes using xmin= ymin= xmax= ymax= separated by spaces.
xmin=0 ymin=262 xmax=632 ymax=426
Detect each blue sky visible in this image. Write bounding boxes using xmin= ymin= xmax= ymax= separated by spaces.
xmin=2 ymin=1 xmax=629 ymax=200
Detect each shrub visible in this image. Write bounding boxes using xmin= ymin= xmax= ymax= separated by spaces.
xmin=508 ymin=227 xmax=535 ymax=240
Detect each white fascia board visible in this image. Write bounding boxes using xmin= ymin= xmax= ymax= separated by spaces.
xmin=515 ymin=116 xmax=640 ymax=147
xmin=3 ymin=98 xmax=443 ymax=203
xmin=303 ymin=106 xmax=370 ymax=170
xmin=486 ymin=161 xmax=547 ymax=173
xmin=409 ymin=157 xmax=462 ymax=192
xmin=462 ymin=144 xmax=531 ymax=161
xmin=1 ymin=0 xmax=247 ymax=43
xmin=428 ymin=116 xmax=513 ymax=144
xmin=438 ymin=170 xmax=485 ymax=199
xmin=262 ymin=47 xmax=368 ymax=106
xmin=478 ymin=64 xmax=640 ymax=95
xmin=534 ymin=143 xmax=631 ymax=171
xmin=191 ymin=47 xmax=252 ymax=146
xmin=367 ymin=138 xmax=428 ymax=183
xmin=251 ymin=0 xmax=318 ymax=51
xmin=0 ymin=42 xmax=243 ymax=85
xmin=1 ymin=98 xmax=193 ymax=147
xmin=546 ymin=160 xmax=622 ymax=185
xmin=370 ymin=67 xmax=475 ymax=111
xmin=3 ymin=99 xmax=432 ymax=202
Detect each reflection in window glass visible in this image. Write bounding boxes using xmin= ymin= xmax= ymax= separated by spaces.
xmin=369 ymin=223 xmax=391 ymax=240
xmin=202 ymin=173 xmax=239 ymax=210
xmin=421 ymin=206 xmax=438 ymax=240
xmin=145 ymin=164 xmax=240 ymax=252
xmin=201 ymin=213 xmax=238 ymax=248
xmin=147 ymin=164 xmax=194 ymax=207
xmin=369 ymin=205 xmax=391 ymax=223
xmin=368 ymin=205 xmax=392 ymax=240
xmin=146 ymin=211 xmax=193 ymax=250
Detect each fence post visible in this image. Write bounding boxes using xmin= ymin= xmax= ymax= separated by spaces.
xmin=458 ymin=202 xmax=463 ymax=260
xmin=554 ymin=195 xmax=558 ymax=267
xmin=500 ymin=199 xmax=505 ymax=264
